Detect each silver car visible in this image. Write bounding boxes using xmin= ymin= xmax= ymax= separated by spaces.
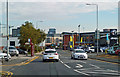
xmin=3 ymin=46 xmax=19 ymax=56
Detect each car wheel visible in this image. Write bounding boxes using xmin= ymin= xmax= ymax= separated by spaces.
xmin=89 ymin=50 xmax=92 ymax=53
xmin=71 ymin=55 xmax=73 ymax=59
xmin=16 ymin=54 xmax=19 ymax=57
xmin=56 ymin=59 xmax=59 ymax=62
xmin=118 ymin=53 xmax=120 ymax=56
xmin=43 ymin=59 xmax=45 ymax=62
xmin=73 ymin=55 xmax=75 ymax=60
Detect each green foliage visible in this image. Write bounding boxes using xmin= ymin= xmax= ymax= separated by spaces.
xmin=18 ymin=21 xmax=46 ymax=50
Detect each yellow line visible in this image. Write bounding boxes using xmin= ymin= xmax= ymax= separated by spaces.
xmin=1 ymin=56 xmax=39 ymax=66
xmin=89 ymin=58 xmax=119 ymax=65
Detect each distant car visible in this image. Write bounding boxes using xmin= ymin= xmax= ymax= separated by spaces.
xmin=17 ymin=48 xmax=28 ymax=55
xmin=115 ymin=47 xmax=120 ymax=56
xmin=42 ymin=49 xmax=59 ymax=62
xmin=107 ymin=47 xmax=116 ymax=54
xmin=3 ymin=46 xmax=19 ymax=56
xmin=71 ymin=49 xmax=88 ymax=60
xmin=0 ymin=50 xmax=11 ymax=60
xmin=85 ymin=47 xmax=95 ymax=53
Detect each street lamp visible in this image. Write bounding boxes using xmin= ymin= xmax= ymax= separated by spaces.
xmin=36 ymin=21 xmax=44 ymax=29
xmin=86 ymin=3 xmax=99 ymax=55
xmin=6 ymin=0 xmax=9 ymax=61
xmin=78 ymin=25 xmax=80 ymax=44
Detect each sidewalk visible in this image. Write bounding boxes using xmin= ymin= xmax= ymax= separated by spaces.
xmin=1 ymin=52 xmax=42 ymax=65
xmin=88 ymin=53 xmax=120 ymax=63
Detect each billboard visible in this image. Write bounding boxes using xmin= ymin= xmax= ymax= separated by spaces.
xmin=110 ymin=29 xmax=117 ymax=46
xmin=110 ymin=29 xmax=117 ymax=37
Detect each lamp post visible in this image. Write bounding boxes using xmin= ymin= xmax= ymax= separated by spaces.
xmin=86 ymin=3 xmax=99 ymax=55
xmin=78 ymin=25 xmax=80 ymax=45
xmin=36 ymin=21 xmax=44 ymax=52
xmin=36 ymin=21 xmax=43 ymax=29
xmin=6 ymin=0 xmax=9 ymax=61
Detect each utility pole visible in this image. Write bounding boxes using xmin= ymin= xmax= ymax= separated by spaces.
xmin=6 ymin=0 xmax=9 ymax=61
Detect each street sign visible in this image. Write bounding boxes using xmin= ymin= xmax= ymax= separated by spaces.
xmin=95 ymin=29 xmax=100 ymax=39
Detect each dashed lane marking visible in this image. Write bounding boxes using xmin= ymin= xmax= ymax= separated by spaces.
xmin=89 ymin=64 xmax=100 ymax=68
xmin=64 ymin=64 xmax=71 ymax=68
xmin=74 ymin=69 xmax=90 ymax=76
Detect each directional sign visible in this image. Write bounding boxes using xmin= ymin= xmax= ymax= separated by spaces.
xmin=95 ymin=29 xmax=100 ymax=39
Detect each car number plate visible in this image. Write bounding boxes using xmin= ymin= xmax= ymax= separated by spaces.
xmin=49 ymin=57 xmax=53 ymax=59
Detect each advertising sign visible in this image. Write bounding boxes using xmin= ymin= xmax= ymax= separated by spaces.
xmin=110 ymin=29 xmax=117 ymax=37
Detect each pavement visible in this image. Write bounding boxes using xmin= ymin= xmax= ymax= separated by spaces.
xmin=1 ymin=52 xmax=42 ymax=66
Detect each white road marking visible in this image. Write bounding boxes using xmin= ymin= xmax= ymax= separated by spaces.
xmin=64 ymin=64 xmax=71 ymax=68
xmin=89 ymin=64 xmax=100 ymax=68
xmin=59 ymin=59 xmax=71 ymax=68
xmin=76 ymin=64 xmax=83 ymax=68
xmin=74 ymin=69 xmax=90 ymax=76
xmin=106 ymin=69 xmax=118 ymax=72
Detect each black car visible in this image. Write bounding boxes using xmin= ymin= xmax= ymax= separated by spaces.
xmin=17 ymin=48 xmax=28 ymax=55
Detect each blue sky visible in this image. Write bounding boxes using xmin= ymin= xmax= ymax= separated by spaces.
xmin=0 ymin=0 xmax=119 ymax=35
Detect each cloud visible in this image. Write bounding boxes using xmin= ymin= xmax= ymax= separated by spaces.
xmin=0 ymin=0 xmax=119 ymax=2
xmin=3 ymin=2 xmax=117 ymax=21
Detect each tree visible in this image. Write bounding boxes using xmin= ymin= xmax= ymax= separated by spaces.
xmin=18 ymin=21 xmax=46 ymax=51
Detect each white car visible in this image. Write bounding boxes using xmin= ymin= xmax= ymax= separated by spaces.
xmin=42 ymin=49 xmax=59 ymax=62
xmin=71 ymin=49 xmax=88 ymax=60
xmin=3 ymin=46 xmax=19 ymax=56
xmin=0 ymin=50 xmax=11 ymax=60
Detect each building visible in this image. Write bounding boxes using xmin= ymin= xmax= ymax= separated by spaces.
xmin=62 ymin=29 xmax=118 ymax=50
xmin=48 ymin=28 xmax=56 ymax=35
xmin=45 ymin=34 xmax=63 ymax=47
xmin=0 ymin=36 xmax=20 ymax=50
xmin=12 ymin=27 xmax=21 ymax=37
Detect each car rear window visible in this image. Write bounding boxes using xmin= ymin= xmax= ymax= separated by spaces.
xmin=45 ymin=51 xmax=56 ymax=53
xmin=9 ymin=47 xmax=16 ymax=49
xmin=75 ymin=50 xmax=85 ymax=53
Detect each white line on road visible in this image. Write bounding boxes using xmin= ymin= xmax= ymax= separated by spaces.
xmin=64 ymin=64 xmax=71 ymax=68
xmin=79 ymin=61 xmax=86 ymax=64
xmin=76 ymin=64 xmax=83 ymax=68
xmin=74 ymin=69 xmax=90 ymax=76
xmin=89 ymin=64 xmax=100 ymax=68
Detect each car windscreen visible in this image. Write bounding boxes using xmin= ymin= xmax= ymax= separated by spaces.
xmin=45 ymin=51 xmax=56 ymax=53
xmin=9 ymin=47 xmax=16 ymax=49
xmin=75 ymin=50 xmax=85 ymax=53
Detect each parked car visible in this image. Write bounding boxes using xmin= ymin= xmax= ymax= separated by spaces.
xmin=85 ymin=47 xmax=95 ymax=53
xmin=71 ymin=49 xmax=88 ymax=60
xmin=42 ymin=49 xmax=59 ymax=62
xmin=107 ymin=47 xmax=116 ymax=54
xmin=0 ymin=50 xmax=11 ymax=60
xmin=115 ymin=47 xmax=120 ymax=56
xmin=17 ymin=48 xmax=28 ymax=55
xmin=3 ymin=46 xmax=19 ymax=56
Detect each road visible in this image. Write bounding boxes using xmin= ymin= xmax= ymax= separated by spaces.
xmin=2 ymin=49 xmax=120 ymax=77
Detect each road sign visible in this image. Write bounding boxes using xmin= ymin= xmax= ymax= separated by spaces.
xmin=95 ymin=29 xmax=100 ymax=39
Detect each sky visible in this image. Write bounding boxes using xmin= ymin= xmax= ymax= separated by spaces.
xmin=0 ymin=0 xmax=119 ymax=35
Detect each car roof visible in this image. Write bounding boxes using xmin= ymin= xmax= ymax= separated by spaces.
xmin=45 ymin=49 xmax=56 ymax=51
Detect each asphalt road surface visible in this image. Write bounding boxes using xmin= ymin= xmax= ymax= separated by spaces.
xmin=3 ymin=49 xmax=120 ymax=77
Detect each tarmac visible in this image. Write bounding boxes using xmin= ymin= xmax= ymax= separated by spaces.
xmin=1 ymin=52 xmax=120 ymax=66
